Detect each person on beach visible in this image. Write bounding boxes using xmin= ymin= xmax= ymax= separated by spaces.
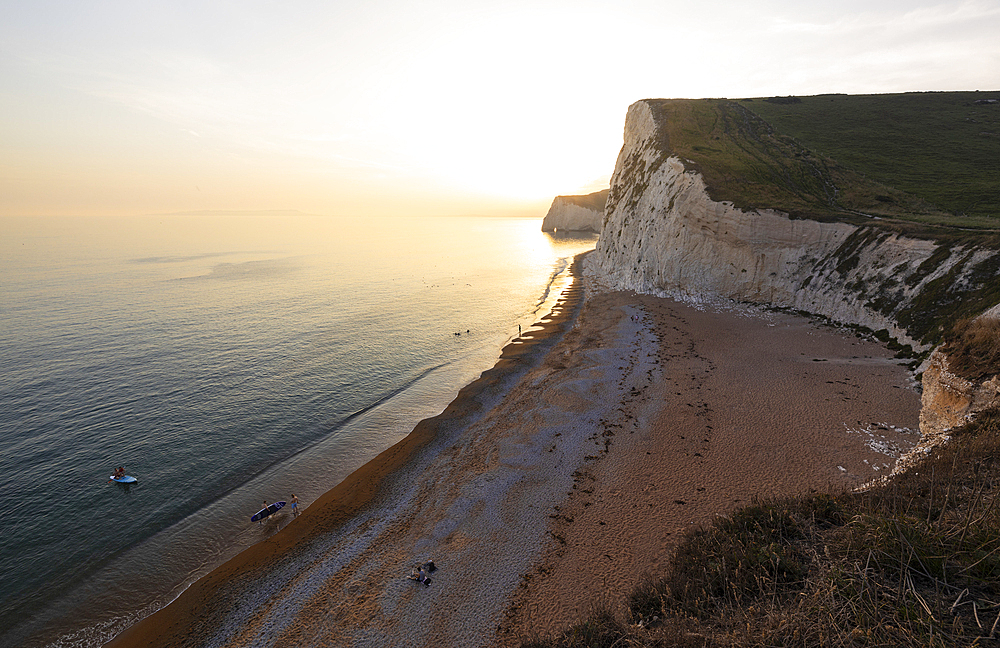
xmin=290 ymin=494 xmax=298 ymax=516
xmin=408 ymin=567 xmax=431 ymax=587
xmin=407 ymin=561 xmax=436 ymax=587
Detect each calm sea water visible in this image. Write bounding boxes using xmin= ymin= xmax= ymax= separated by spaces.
xmin=0 ymin=213 xmax=597 ymax=648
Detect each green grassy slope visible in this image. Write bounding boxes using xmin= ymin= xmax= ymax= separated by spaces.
xmin=640 ymin=95 xmax=1000 ymax=236
xmin=744 ymin=92 xmax=1000 ymax=223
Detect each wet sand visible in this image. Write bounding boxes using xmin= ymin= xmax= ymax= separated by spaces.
xmin=107 ymin=253 xmax=921 ymax=647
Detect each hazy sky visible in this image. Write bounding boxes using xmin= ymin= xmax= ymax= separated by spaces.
xmin=2 ymin=0 xmax=998 ymax=218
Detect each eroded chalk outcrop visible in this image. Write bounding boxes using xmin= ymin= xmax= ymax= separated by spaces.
xmin=920 ymin=349 xmax=1000 ymax=437
xmin=882 ymin=348 xmax=1000 ymax=477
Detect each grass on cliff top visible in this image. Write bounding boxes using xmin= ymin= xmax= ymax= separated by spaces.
xmin=642 ymin=95 xmax=1000 ymax=239
xmin=521 ymin=408 xmax=1000 ymax=648
xmin=745 ymin=92 xmax=1000 ymax=223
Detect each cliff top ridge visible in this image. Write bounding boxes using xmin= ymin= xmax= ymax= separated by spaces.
xmin=552 ymin=189 xmax=609 ymax=211
xmin=632 ymin=94 xmax=1000 ymax=243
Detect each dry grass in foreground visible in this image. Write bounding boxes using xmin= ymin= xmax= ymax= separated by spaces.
xmin=521 ymin=409 xmax=1000 ymax=648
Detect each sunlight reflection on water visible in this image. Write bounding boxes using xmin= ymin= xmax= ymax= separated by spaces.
xmin=0 ymin=213 xmax=597 ymax=648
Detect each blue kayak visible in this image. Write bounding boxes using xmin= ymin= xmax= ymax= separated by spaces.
xmin=251 ymin=501 xmax=286 ymax=522
xmin=110 ymin=475 xmax=138 ymax=484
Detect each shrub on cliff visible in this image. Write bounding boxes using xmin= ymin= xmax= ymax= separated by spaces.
xmin=654 ymin=499 xmax=837 ymax=618
xmin=943 ymin=316 xmax=1000 ymax=380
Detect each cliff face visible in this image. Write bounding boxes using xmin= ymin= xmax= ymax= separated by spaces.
xmin=593 ymin=100 xmax=999 ymax=352
xmin=590 ymin=99 xmax=1000 ymax=443
xmin=541 ymin=190 xmax=608 ymax=233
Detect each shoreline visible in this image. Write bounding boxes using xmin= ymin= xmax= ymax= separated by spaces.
xmin=106 ymin=251 xmax=922 ymax=648
xmin=105 ymin=254 xmax=592 ymax=648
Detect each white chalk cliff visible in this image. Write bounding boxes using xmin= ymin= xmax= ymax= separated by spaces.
xmin=588 ymin=99 xmax=1000 ymax=443
xmin=541 ymin=190 xmax=608 ymax=233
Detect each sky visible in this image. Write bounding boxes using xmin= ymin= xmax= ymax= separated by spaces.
xmin=2 ymin=0 xmax=999 ymax=218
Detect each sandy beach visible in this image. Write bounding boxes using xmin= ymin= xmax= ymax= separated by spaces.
xmin=108 ymin=253 xmax=921 ymax=648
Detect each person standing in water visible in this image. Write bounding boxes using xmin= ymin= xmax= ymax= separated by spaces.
xmin=290 ymin=494 xmax=299 ymax=516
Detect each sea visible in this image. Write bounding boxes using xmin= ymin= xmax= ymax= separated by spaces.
xmin=0 ymin=212 xmax=598 ymax=648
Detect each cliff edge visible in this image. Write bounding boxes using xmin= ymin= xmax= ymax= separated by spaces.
xmin=589 ymin=97 xmax=1000 ymax=443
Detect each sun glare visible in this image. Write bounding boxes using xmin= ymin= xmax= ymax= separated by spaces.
xmin=2 ymin=0 xmax=999 ymax=217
